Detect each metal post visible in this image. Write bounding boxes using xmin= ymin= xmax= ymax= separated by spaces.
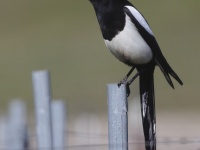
xmin=32 ymin=70 xmax=53 ymax=150
xmin=0 ymin=117 xmax=7 ymax=150
xmin=107 ymin=83 xmax=128 ymax=150
xmin=51 ymin=100 xmax=66 ymax=150
xmin=8 ymin=100 xmax=28 ymax=150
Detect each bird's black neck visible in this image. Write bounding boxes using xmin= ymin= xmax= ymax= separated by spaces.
xmin=90 ymin=0 xmax=127 ymax=40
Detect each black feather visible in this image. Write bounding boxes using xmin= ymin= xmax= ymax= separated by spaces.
xmin=124 ymin=7 xmax=183 ymax=88
xmin=138 ymin=66 xmax=156 ymax=150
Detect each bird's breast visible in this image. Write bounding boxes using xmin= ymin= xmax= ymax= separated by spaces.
xmin=104 ymin=15 xmax=153 ymax=65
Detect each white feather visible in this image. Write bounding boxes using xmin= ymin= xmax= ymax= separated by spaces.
xmin=125 ymin=6 xmax=153 ymax=35
xmin=104 ymin=15 xmax=153 ymax=65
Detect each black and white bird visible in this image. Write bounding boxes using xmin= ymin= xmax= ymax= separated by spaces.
xmin=89 ymin=0 xmax=183 ymax=150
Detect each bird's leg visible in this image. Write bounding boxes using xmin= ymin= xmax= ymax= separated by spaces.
xmin=118 ymin=67 xmax=135 ymax=87
xmin=127 ymin=69 xmax=146 ymax=86
xmin=125 ymin=69 xmax=146 ymax=97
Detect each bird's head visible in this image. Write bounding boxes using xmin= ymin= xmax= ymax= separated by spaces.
xmin=89 ymin=0 xmax=109 ymax=7
xmin=89 ymin=0 xmax=110 ymax=16
xmin=89 ymin=0 xmax=126 ymax=8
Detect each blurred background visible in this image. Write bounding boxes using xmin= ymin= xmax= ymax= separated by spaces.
xmin=0 ymin=0 xmax=199 ymax=149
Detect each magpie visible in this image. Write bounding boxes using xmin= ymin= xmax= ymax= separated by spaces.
xmin=89 ymin=0 xmax=183 ymax=150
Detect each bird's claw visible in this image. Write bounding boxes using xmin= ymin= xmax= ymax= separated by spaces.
xmin=126 ymin=84 xmax=130 ymax=97
xmin=117 ymin=77 xmax=130 ymax=97
xmin=118 ymin=76 xmax=128 ymax=87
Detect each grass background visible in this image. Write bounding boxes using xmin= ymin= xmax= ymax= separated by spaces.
xmin=0 ymin=0 xmax=199 ymax=116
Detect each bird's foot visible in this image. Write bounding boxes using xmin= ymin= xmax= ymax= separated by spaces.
xmin=118 ymin=69 xmax=146 ymax=97
xmin=117 ymin=67 xmax=136 ymax=97
xmin=126 ymin=84 xmax=130 ymax=97
xmin=117 ymin=76 xmax=128 ymax=87
xmin=117 ymin=77 xmax=130 ymax=97
xmin=118 ymin=67 xmax=135 ymax=87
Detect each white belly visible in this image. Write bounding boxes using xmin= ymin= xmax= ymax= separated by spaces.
xmin=104 ymin=15 xmax=153 ymax=65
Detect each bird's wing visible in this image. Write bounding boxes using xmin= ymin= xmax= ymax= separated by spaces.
xmin=124 ymin=5 xmax=154 ymax=36
xmin=123 ymin=6 xmax=183 ymax=87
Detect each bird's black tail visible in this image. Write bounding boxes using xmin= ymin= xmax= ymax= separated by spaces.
xmin=139 ymin=68 xmax=156 ymax=150
xmin=155 ymin=56 xmax=183 ymax=89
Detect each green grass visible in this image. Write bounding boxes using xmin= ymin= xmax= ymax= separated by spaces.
xmin=0 ymin=0 xmax=199 ymax=115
